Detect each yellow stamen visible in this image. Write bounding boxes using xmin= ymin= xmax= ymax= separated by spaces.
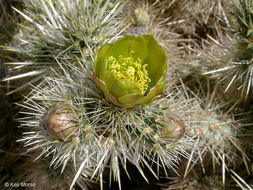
xmin=107 ymin=55 xmax=151 ymax=94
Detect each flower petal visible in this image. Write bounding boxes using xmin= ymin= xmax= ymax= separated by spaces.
xmin=106 ymin=36 xmax=148 ymax=61
xmin=117 ymin=93 xmax=142 ymax=107
xmin=94 ymin=44 xmax=112 ymax=80
xmin=135 ymin=76 xmax=165 ymax=105
xmin=109 ymin=79 xmax=142 ymax=97
xmin=145 ymin=36 xmax=167 ymax=86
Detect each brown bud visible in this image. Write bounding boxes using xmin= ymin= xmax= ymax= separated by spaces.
xmin=158 ymin=117 xmax=185 ymax=139
xmin=45 ymin=104 xmax=78 ymax=141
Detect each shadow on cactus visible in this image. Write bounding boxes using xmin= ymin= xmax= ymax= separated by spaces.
xmin=15 ymin=152 xmax=91 ymax=190
xmin=18 ymin=35 xmax=199 ymax=190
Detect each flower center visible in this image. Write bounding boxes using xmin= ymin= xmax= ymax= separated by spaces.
xmin=107 ymin=55 xmax=151 ymax=94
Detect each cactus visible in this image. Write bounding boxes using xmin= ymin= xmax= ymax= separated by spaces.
xmin=1 ymin=0 xmax=253 ymax=189
xmin=17 ymin=54 xmax=208 ymax=189
xmin=180 ymin=77 xmax=250 ymax=188
xmin=186 ymin=103 xmax=248 ymax=177
xmin=0 ymin=0 xmax=21 ymax=44
xmin=0 ymin=0 xmax=22 ymax=63
xmin=6 ymin=0 xmax=126 ymax=61
xmin=204 ymin=0 xmax=253 ymax=100
xmin=2 ymin=0 xmax=127 ymax=94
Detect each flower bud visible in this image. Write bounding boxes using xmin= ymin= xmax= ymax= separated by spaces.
xmin=45 ymin=104 xmax=78 ymax=141
xmin=157 ymin=117 xmax=185 ymax=139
